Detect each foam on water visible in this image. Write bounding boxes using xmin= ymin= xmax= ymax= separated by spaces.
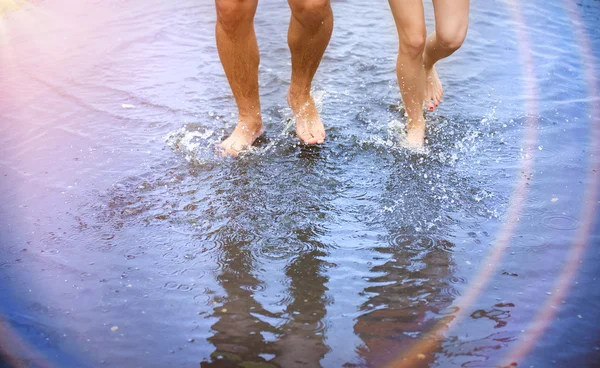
xmin=164 ymin=124 xmax=218 ymax=164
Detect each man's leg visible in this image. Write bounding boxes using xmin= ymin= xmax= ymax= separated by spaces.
xmin=388 ymin=0 xmax=427 ymax=147
xmin=287 ymin=0 xmax=333 ymax=145
xmin=422 ymin=0 xmax=469 ymax=110
xmin=215 ymin=0 xmax=263 ymax=156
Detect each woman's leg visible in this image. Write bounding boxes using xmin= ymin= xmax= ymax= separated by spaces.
xmin=388 ymin=0 xmax=427 ymax=147
xmin=422 ymin=0 xmax=469 ymax=110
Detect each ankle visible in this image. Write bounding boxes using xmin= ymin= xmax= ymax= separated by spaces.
xmin=238 ymin=113 xmax=263 ymax=129
xmin=238 ymin=109 xmax=261 ymax=120
xmin=407 ymin=117 xmax=425 ymax=130
xmin=287 ymin=86 xmax=311 ymax=101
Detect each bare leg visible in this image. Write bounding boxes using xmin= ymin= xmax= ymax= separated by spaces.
xmin=422 ymin=0 xmax=469 ymax=110
xmin=215 ymin=0 xmax=263 ymax=156
xmin=388 ymin=0 xmax=427 ymax=147
xmin=287 ymin=0 xmax=333 ymax=145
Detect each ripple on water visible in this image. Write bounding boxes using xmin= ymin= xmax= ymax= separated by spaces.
xmin=121 ymin=246 xmax=147 ymax=259
xmin=389 ymin=234 xmax=453 ymax=252
xmin=520 ymin=197 xmax=550 ymax=219
xmin=448 ymin=276 xmax=468 ymax=285
xmin=510 ymin=233 xmax=551 ymax=253
xmin=161 ymin=250 xmax=188 ymax=264
xmin=163 ymin=281 xmax=178 ymax=290
xmin=275 ymin=294 xmax=296 ymax=308
xmin=162 ymin=281 xmax=194 ymax=291
xmin=520 ymin=141 xmax=560 ymax=161
xmin=177 ymin=283 xmax=194 ymax=292
xmin=255 ymin=241 xmax=306 ymax=263
xmin=193 ymin=294 xmax=212 ymax=306
xmin=313 ymin=319 xmax=329 ymax=335
xmin=542 ymin=214 xmax=580 ymax=231
xmin=440 ymin=276 xmax=467 ymax=298
xmin=101 ymin=233 xmax=115 ymax=240
xmin=240 ymin=283 xmax=267 ymax=293
xmin=156 ymin=267 xmax=190 ymax=277
xmin=193 ymin=287 xmax=217 ymax=306
xmin=211 ymin=231 xmax=261 ymax=270
xmin=95 ymin=243 xmax=116 ymax=253
xmin=440 ymin=285 xmax=462 ymax=298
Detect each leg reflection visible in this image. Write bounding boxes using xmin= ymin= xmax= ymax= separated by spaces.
xmin=353 ymin=235 xmax=456 ymax=367
xmin=273 ymin=248 xmax=330 ymax=367
xmin=201 ymin=235 xmax=277 ymax=367
xmin=202 ymin=224 xmax=331 ymax=366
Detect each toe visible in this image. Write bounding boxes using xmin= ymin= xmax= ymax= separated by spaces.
xmin=427 ymin=91 xmax=435 ymax=110
xmin=427 ymin=100 xmax=435 ymax=111
xmin=316 ymin=128 xmax=326 ymax=144
xmin=306 ymin=135 xmax=320 ymax=144
xmin=218 ymin=143 xmax=239 ymax=157
xmin=318 ymin=131 xmax=326 ymax=144
xmin=298 ymin=131 xmax=316 ymax=144
xmin=220 ymin=135 xmax=249 ymax=156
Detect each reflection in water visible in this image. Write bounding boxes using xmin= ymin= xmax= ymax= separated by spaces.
xmin=201 ymin=232 xmax=277 ymax=367
xmin=201 ymin=149 xmax=331 ymax=367
xmin=345 ymin=147 xmax=472 ymax=367
xmin=87 ymin=109 xmax=505 ymax=367
xmin=273 ymin=247 xmax=329 ymax=367
xmin=200 ymin=230 xmax=330 ymax=368
xmin=352 ymin=236 xmax=456 ymax=367
xmin=1 ymin=0 xmax=598 ymax=366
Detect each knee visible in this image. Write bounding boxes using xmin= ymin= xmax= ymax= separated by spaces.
xmin=399 ymin=31 xmax=426 ymax=58
xmin=436 ymin=28 xmax=467 ymax=52
xmin=215 ymin=0 xmax=256 ymax=31
xmin=289 ymin=0 xmax=331 ymax=26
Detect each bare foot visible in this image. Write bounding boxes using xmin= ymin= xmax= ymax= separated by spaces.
xmin=219 ymin=118 xmax=264 ymax=157
xmin=406 ymin=119 xmax=426 ymax=148
xmin=424 ymin=65 xmax=443 ymax=111
xmin=286 ymin=90 xmax=326 ymax=145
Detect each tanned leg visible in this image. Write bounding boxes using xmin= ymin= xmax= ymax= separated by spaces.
xmin=388 ymin=0 xmax=427 ymax=147
xmin=215 ymin=0 xmax=263 ymax=156
xmin=287 ymin=0 xmax=333 ymax=145
xmin=422 ymin=0 xmax=469 ymax=110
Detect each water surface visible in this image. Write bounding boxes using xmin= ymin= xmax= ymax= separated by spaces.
xmin=1 ymin=0 xmax=599 ymax=367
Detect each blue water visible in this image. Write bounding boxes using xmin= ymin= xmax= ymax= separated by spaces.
xmin=1 ymin=0 xmax=599 ymax=367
